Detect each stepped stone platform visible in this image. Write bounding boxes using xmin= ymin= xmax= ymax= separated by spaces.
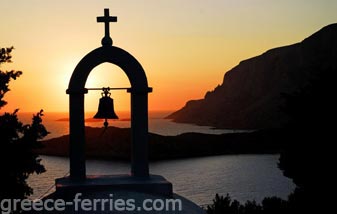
xmin=29 ymin=174 xmax=205 ymax=213
xmin=55 ymin=174 xmax=173 ymax=196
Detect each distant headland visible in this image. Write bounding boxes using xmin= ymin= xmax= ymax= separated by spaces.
xmin=167 ymin=23 xmax=337 ymax=129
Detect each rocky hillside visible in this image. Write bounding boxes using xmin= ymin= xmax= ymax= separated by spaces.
xmin=167 ymin=24 xmax=337 ymax=129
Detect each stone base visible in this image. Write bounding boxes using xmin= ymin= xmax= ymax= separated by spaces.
xmin=55 ymin=174 xmax=173 ymax=197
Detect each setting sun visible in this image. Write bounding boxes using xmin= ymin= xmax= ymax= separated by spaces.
xmin=85 ymin=63 xmax=131 ymax=112
xmin=1 ymin=0 xmax=337 ymax=113
xmin=1 ymin=1 xmax=335 ymax=212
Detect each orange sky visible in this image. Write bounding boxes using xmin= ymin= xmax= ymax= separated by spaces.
xmin=1 ymin=0 xmax=337 ymax=113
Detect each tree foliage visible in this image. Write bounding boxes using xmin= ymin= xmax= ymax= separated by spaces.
xmin=0 ymin=47 xmax=22 ymax=108
xmin=207 ymin=68 xmax=335 ymax=213
xmin=279 ymin=70 xmax=334 ymax=180
xmin=277 ymin=68 xmax=334 ymax=212
xmin=206 ymin=194 xmax=288 ymax=214
xmin=0 ymin=47 xmax=48 ymax=201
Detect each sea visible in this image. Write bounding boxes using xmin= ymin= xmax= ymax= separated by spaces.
xmin=16 ymin=111 xmax=295 ymax=206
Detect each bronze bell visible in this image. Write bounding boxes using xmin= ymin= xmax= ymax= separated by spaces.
xmin=94 ymin=89 xmax=118 ymax=128
xmin=94 ymin=96 xmax=119 ymax=119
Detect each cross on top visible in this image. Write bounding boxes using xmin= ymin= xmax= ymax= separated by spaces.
xmin=97 ymin=8 xmax=117 ymax=46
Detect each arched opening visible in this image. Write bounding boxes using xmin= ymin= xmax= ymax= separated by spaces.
xmin=85 ymin=63 xmax=132 ymax=175
xmin=67 ymin=46 xmax=152 ymax=180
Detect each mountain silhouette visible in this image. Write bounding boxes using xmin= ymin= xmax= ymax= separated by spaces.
xmin=167 ymin=23 xmax=337 ymax=129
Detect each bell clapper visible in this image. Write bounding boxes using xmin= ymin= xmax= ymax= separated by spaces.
xmin=104 ymin=119 xmax=109 ymax=128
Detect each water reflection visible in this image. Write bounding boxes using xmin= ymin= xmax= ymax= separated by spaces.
xmin=28 ymin=155 xmax=295 ymax=205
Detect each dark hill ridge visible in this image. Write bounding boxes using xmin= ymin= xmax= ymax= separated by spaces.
xmin=167 ymin=23 xmax=337 ymax=129
xmin=37 ymin=126 xmax=283 ymax=160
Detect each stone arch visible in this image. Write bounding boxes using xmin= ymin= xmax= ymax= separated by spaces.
xmin=68 ymin=46 xmax=149 ymax=92
xmin=67 ymin=46 xmax=152 ymax=180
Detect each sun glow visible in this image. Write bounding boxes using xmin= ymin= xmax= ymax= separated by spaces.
xmin=85 ymin=63 xmax=131 ymax=112
xmin=1 ymin=0 xmax=337 ymax=113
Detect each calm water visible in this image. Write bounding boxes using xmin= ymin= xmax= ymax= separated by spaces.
xmin=19 ymin=112 xmax=294 ymax=205
xmin=17 ymin=111 xmax=246 ymax=140
xmin=28 ymin=155 xmax=295 ymax=205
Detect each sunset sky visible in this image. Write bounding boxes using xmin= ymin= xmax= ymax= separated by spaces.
xmin=1 ymin=0 xmax=337 ymax=113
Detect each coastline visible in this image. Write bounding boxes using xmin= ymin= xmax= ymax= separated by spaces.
xmin=37 ymin=126 xmax=284 ymax=160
